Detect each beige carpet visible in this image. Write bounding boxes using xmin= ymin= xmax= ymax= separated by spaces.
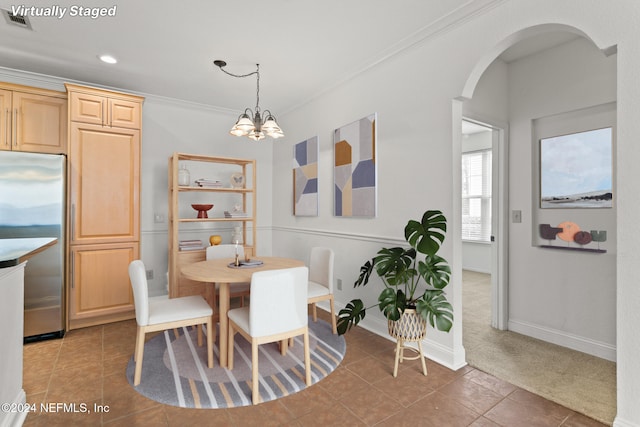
xmin=462 ymin=270 xmax=616 ymax=425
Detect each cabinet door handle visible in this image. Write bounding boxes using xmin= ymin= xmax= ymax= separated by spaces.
xmin=70 ymin=251 xmax=75 ymax=289
xmin=13 ymin=108 xmax=18 ymax=147
xmin=4 ymin=108 xmax=9 ymax=147
xmin=70 ymin=204 xmax=75 ymax=241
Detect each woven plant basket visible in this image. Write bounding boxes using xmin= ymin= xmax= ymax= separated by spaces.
xmin=387 ymin=308 xmax=427 ymax=342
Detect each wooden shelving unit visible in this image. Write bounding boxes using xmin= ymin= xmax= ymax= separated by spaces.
xmin=167 ymin=152 xmax=256 ymax=300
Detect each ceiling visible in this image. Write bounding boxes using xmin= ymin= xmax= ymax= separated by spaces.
xmin=0 ymin=0 xmax=581 ymax=116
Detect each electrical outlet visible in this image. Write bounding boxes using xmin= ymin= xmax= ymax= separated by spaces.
xmin=146 ymin=269 xmax=154 ymax=280
xmin=337 ymin=278 xmax=342 ymax=290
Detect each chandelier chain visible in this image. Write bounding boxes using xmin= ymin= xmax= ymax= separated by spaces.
xmin=217 ymin=63 xmax=260 ymax=111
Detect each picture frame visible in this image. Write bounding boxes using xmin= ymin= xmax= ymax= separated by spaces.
xmin=293 ymin=136 xmax=319 ymax=216
xmin=540 ymin=127 xmax=613 ymax=208
xmin=333 ymin=113 xmax=377 ymax=217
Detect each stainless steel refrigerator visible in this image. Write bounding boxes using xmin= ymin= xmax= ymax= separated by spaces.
xmin=0 ymin=151 xmax=65 ymax=342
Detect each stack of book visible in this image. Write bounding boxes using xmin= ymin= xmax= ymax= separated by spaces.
xmin=178 ymin=239 xmax=205 ymax=251
xmin=195 ymin=178 xmax=224 ymax=188
xmin=224 ymin=210 xmax=249 ymax=218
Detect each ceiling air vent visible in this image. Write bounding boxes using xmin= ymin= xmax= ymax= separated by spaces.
xmin=2 ymin=9 xmax=33 ymax=30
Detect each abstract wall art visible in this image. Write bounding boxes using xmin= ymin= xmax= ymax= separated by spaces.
xmin=293 ymin=136 xmax=318 ymax=216
xmin=334 ymin=113 xmax=377 ymax=217
xmin=539 ymin=221 xmax=607 ymax=253
xmin=540 ymin=127 xmax=613 ymax=208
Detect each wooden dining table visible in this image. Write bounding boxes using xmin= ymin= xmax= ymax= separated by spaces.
xmin=180 ymin=256 xmax=305 ymax=367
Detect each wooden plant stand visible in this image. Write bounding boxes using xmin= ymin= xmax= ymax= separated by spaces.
xmin=388 ymin=308 xmax=428 ymax=377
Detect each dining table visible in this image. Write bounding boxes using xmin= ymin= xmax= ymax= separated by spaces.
xmin=180 ymin=256 xmax=305 ymax=367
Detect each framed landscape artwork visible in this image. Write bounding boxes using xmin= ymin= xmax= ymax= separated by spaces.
xmin=334 ymin=113 xmax=377 ymax=217
xmin=540 ymin=127 xmax=613 ymax=208
xmin=293 ymin=136 xmax=318 ymax=216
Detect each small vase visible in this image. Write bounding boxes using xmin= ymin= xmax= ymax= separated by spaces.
xmin=232 ymin=226 xmax=243 ymax=244
xmin=178 ymin=164 xmax=190 ymax=186
xmin=209 ymin=235 xmax=222 ymax=246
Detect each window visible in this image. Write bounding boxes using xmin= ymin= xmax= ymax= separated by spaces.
xmin=462 ymin=149 xmax=491 ymax=242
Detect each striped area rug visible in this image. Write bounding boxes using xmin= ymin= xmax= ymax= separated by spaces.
xmin=126 ymin=318 xmax=345 ymax=408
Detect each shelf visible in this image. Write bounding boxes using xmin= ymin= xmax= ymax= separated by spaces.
xmin=168 ymin=152 xmax=256 ymax=300
xmin=178 ymin=218 xmax=252 ymax=223
xmin=174 ymin=152 xmax=254 ymax=165
xmin=539 ymin=244 xmax=606 ymax=254
xmin=176 ymin=186 xmax=253 ymax=193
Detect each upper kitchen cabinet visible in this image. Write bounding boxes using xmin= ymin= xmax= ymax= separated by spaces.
xmin=65 ymin=83 xmax=141 ymax=129
xmin=0 ymin=83 xmax=68 ymax=154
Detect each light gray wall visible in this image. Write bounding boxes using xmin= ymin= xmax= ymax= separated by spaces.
xmin=506 ymin=37 xmax=616 ymax=360
xmin=271 ymin=2 xmax=640 ymax=424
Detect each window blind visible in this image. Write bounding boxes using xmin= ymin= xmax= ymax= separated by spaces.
xmin=462 ymin=149 xmax=492 ymax=242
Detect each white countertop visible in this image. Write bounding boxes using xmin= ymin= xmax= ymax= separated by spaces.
xmin=0 ymin=238 xmax=58 ymax=268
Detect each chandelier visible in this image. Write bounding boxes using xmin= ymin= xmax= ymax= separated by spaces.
xmin=213 ymin=60 xmax=284 ymax=141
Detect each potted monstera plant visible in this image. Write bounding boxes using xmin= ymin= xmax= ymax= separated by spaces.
xmin=337 ymin=210 xmax=453 ymax=337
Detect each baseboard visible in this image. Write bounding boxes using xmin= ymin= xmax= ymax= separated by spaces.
xmin=613 ymin=416 xmax=640 ymax=427
xmin=508 ymin=318 xmax=616 ymax=362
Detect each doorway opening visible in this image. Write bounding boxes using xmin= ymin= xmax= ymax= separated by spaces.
xmin=461 ymin=118 xmax=507 ymax=331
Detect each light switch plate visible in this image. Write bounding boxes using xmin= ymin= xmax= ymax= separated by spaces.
xmin=512 ymin=210 xmax=522 ymax=223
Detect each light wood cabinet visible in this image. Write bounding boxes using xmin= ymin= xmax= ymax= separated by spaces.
xmin=68 ymin=89 xmax=141 ymax=129
xmin=66 ymin=83 xmax=143 ymax=330
xmin=68 ymin=122 xmax=140 ymax=245
xmin=168 ymin=153 xmax=256 ymax=300
xmin=0 ymin=83 xmax=67 ymax=154
xmin=68 ymin=242 xmax=138 ymax=328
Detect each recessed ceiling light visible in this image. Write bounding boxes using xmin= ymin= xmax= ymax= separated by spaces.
xmin=98 ymin=54 xmax=117 ymax=64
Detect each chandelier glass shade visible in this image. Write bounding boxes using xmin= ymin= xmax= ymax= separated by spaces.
xmin=214 ymin=60 xmax=284 ymax=141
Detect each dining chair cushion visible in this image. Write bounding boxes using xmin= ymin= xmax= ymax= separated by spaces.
xmin=148 ymin=295 xmax=213 ymax=325
xmin=307 ymin=280 xmax=331 ymax=298
xmin=226 ymin=307 xmax=250 ymax=332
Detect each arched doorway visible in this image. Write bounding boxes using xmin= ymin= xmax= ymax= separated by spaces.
xmin=453 ymin=24 xmax=617 ymax=424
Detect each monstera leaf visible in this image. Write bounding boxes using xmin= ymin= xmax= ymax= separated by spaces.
xmin=405 ymin=210 xmax=446 ymax=256
xmin=415 ymin=289 xmax=453 ymax=332
xmin=378 ymin=288 xmax=406 ymax=321
xmin=373 ymin=247 xmax=416 ymax=287
xmin=354 ymin=259 xmax=374 ymax=287
xmin=418 ymin=254 xmax=451 ymax=289
xmin=337 ymin=299 xmax=366 ymax=335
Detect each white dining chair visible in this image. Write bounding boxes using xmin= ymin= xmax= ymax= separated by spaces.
xmin=128 ymin=260 xmax=214 ymax=386
xmin=307 ymin=247 xmax=337 ymax=334
xmin=206 ymin=244 xmax=251 ymax=314
xmin=227 ymin=266 xmax=311 ymax=404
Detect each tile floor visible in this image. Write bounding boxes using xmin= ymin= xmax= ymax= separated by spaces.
xmin=21 ymin=310 xmax=606 ymax=426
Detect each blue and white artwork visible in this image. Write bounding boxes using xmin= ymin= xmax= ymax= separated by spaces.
xmin=334 ymin=114 xmax=377 ymax=217
xmin=293 ymin=136 xmax=318 ymax=216
xmin=540 ymin=127 xmax=612 ymax=208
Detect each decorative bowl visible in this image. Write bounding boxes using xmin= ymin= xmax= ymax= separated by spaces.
xmin=191 ymin=204 xmax=213 ymax=219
